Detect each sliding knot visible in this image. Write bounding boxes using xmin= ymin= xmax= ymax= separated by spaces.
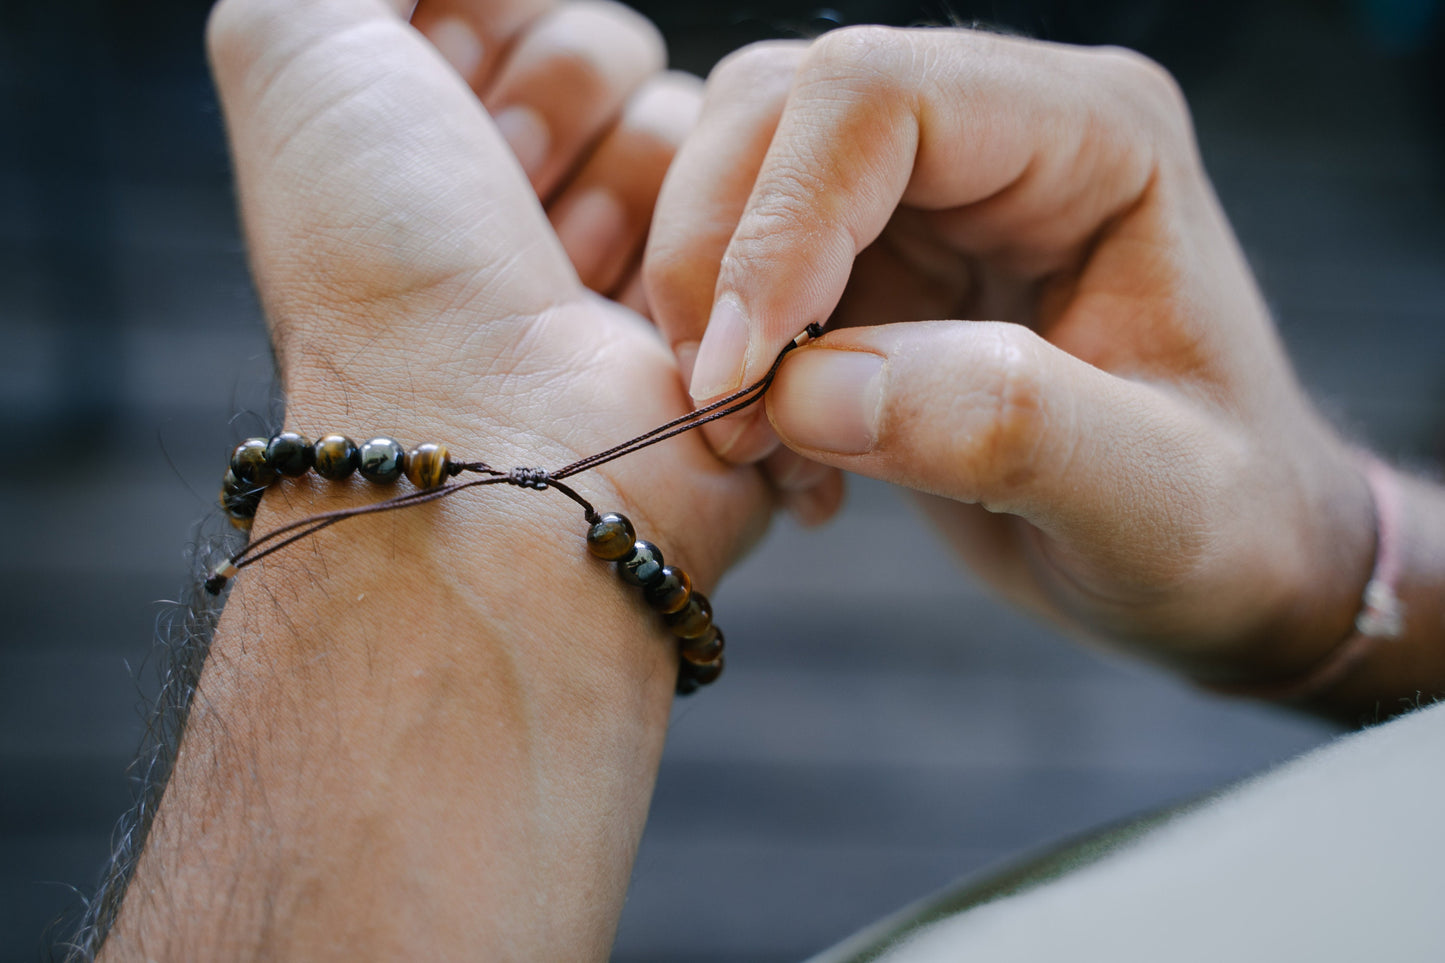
xmin=509 ymin=466 xmax=550 ymax=490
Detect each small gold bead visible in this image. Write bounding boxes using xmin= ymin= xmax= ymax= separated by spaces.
xmin=405 ymin=443 xmax=450 ymax=489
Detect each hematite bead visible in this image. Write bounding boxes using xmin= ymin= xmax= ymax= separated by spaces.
xmin=266 ymin=431 xmax=313 ymax=476
xmin=229 ymin=437 xmax=275 ymax=485
xmin=644 ymin=566 xmax=692 ymax=614
xmin=618 ymin=540 xmax=665 ymax=586
xmin=313 ymin=434 xmax=359 ymax=480
xmin=681 ymin=626 xmax=724 ymax=665
xmin=358 ymin=437 xmax=406 ymax=483
xmin=664 ymin=593 xmax=712 ymax=639
xmin=586 ymin=513 xmax=636 ymax=561
xmin=688 ymin=653 xmax=724 ymax=686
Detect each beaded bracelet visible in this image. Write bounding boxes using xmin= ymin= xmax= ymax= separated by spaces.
xmin=207 ymin=324 xmax=823 ymax=696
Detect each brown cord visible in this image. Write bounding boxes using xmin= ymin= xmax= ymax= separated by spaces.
xmin=206 ymin=324 xmax=823 ymax=593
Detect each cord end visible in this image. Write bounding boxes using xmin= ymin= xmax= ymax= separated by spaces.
xmin=205 ymin=560 xmax=239 ymax=595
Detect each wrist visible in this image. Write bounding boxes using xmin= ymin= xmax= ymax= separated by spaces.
xmin=274 ymin=300 xmax=768 ymax=587
xmin=116 ymin=449 xmax=680 ymax=957
xmin=1305 ymin=469 xmax=1445 ymax=719
xmin=1200 ymin=448 xmax=1445 ymax=720
xmin=1184 ymin=428 xmax=1376 ymax=691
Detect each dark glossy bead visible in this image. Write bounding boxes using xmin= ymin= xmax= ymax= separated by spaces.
xmin=681 ymin=626 xmax=724 ymax=665
xmin=405 ymin=443 xmax=450 ymax=489
xmin=675 ymin=671 xmax=701 ymax=696
xmin=687 ymin=653 xmax=725 ymax=686
xmin=229 ymin=437 xmax=275 ymax=485
xmin=220 ymin=468 xmax=264 ymax=527
xmin=664 ymin=593 xmax=712 ymax=639
xmin=266 ymin=431 xmax=313 ymax=476
xmin=313 ymin=434 xmax=359 ymax=480
xmin=586 ymin=513 xmax=636 ymax=561
xmin=644 ymin=566 xmax=692 ymax=614
xmin=358 ymin=437 xmax=406 ymax=483
xmin=676 ymin=647 xmax=722 ymax=685
xmin=618 ymin=540 xmax=665 ymax=586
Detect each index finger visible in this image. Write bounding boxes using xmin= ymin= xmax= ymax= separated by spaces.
xmin=677 ymin=25 xmax=1190 ymax=404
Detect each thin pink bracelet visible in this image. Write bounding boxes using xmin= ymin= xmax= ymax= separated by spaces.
xmin=1211 ymin=457 xmax=1405 ymax=702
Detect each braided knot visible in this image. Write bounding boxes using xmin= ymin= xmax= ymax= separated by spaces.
xmin=509 ymin=466 xmax=550 ymax=490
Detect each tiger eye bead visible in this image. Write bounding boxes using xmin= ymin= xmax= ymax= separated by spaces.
xmin=681 ymin=626 xmax=724 ymax=665
xmin=586 ymin=513 xmax=636 ymax=561
xmin=405 ymin=443 xmax=450 ymax=489
xmin=313 ymin=434 xmax=359 ymax=480
xmin=358 ymin=437 xmax=406 ymax=483
xmin=644 ymin=566 xmax=692 ymax=614
xmin=664 ymin=593 xmax=712 ymax=639
xmin=266 ymin=431 xmax=313 ymax=477
xmin=618 ymin=540 xmax=665 ymax=586
xmin=687 ymin=653 xmax=725 ymax=686
xmin=220 ymin=468 xmax=263 ymax=527
xmin=229 ymin=437 xmax=275 ymax=485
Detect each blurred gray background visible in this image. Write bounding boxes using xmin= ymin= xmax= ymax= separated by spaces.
xmin=3 ymin=0 xmax=1443 ymax=959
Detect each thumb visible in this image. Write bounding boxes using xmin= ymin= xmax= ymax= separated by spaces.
xmin=766 ymin=320 xmax=1223 ymax=550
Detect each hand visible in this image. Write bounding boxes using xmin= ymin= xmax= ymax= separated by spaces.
xmin=214 ymin=0 xmax=766 ymax=581
xmin=644 ymin=27 xmax=1374 ymax=684
xmin=102 ymin=1 xmax=771 ymax=958
xmin=412 ymin=0 xmax=679 ymax=302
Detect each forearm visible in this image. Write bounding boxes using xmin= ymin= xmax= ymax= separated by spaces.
xmin=101 ymin=457 xmax=677 ymax=959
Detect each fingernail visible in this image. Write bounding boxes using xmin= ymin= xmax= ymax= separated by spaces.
xmin=689 ymin=297 xmax=748 ymax=402
xmin=424 ymin=17 xmax=484 ymax=79
xmin=494 ymin=106 xmax=549 ymax=177
xmin=771 ymin=349 xmax=884 ymax=454
xmin=674 ymin=341 xmax=699 ymax=386
xmin=553 ymin=188 xmax=627 ymax=281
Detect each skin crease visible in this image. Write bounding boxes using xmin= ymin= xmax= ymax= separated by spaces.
xmin=95 ymin=4 xmax=1445 ymax=962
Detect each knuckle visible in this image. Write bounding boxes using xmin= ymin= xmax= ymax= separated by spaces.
xmin=581 ymin=0 xmax=667 ymax=70
xmin=205 ymin=0 xmax=259 ymax=69
xmin=620 ymin=71 xmax=703 ymax=141
xmin=964 ymin=327 xmax=1052 ymax=495
xmin=708 ymin=40 xmax=805 ymax=95
xmin=1095 ymin=46 xmax=1193 ymax=140
xmin=531 ymin=2 xmax=665 ymax=88
xmin=800 ymin=25 xmax=905 ymax=90
xmin=808 ymin=24 xmax=898 ymax=69
xmin=725 ymin=171 xmax=833 ymax=267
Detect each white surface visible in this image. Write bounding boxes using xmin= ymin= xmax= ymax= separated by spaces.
xmin=880 ymin=701 xmax=1445 ymax=962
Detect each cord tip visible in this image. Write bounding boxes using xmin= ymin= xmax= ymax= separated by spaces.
xmin=205 ymin=560 xmax=239 ymax=595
